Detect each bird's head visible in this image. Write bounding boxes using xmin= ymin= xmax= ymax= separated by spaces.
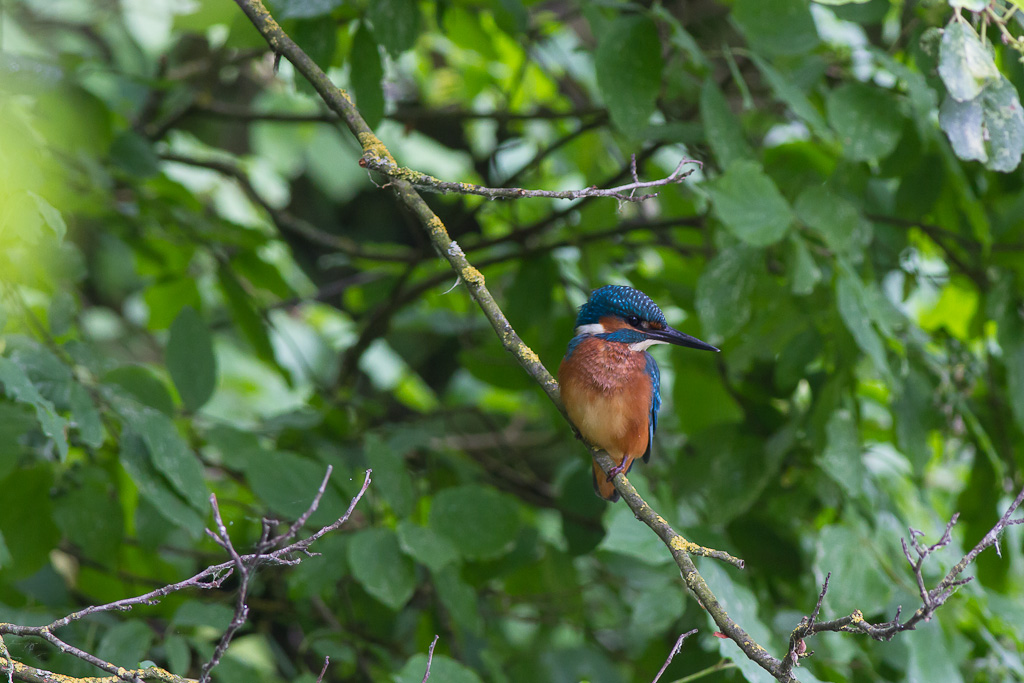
xmin=574 ymin=285 xmax=719 ymax=353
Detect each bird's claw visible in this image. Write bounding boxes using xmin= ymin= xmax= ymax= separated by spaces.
xmin=605 ymin=463 xmax=625 ymax=482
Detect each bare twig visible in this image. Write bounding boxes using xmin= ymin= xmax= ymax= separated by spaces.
xmin=315 ymin=656 xmax=330 ymax=683
xmin=0 ymin=470 xmax=372 ymax=682
xmin=778 ymin=487 xmax=1024 ymax=680
xmin=263 ymin=465 xmax=334 ymax=550
xmin=199 ymin=495 xmax=251 ymax=683
xmin=420 ymin=635 xmax=440 ymax=683
xmin=651 ymin=630 xmax=698 ymax=683
xmin=360 ymin=153 xmax=702 ymax=203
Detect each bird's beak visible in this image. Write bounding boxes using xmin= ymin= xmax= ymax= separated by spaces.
xmin=647 ymin=326 xmax=720 ymax=352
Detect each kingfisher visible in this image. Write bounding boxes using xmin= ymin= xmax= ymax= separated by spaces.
xmin=558 ymin=285 xmax=719 ymax=501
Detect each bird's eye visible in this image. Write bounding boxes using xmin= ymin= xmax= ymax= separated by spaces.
xmin=627 ymin=315 xmax=641 ymax=326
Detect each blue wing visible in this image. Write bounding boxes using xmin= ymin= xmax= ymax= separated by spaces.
xmin=643 ymin=353 xmax=661 ymax=463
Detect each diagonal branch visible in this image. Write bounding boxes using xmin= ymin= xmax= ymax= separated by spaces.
xmin=227 ymin=4 xmax=1024 ymax=683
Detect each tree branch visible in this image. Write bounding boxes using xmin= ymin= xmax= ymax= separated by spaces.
xmin=0 ymin=470 xmax=372 ymax=683
xmin=227 ymin=3 xmax=1023 ymax=682
xmin=361 ymin=152 xmax=702 ymax=203
xmin=778 ymin=486 xmax=1024 ymax=680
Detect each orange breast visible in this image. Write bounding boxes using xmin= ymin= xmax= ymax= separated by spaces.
xmin=558 ymin=337 xmax=652 ymax=459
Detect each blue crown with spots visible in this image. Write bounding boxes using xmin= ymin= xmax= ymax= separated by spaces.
xmin=575 ymin=285 xmax=667 ymax=326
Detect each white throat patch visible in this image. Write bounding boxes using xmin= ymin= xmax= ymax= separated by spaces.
xmin=574 ymin=323 xmax=606 ymax=336
xmin=628 ymin=338 xmax=667 ymax=352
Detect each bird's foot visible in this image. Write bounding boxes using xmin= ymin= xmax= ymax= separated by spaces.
xmin=605 ymin=463 xmax=626 ymax=482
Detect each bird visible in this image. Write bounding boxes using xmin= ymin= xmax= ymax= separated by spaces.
xmin=558 ymin=285 xmax=719 ymax=501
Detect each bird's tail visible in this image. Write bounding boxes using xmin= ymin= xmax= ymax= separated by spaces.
xmin=592 ymin=458 xmax=621 ymax=502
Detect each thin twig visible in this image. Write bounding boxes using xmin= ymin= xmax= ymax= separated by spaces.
xmin=420 ymin=635 xmax=440 ymax=683
xmin=315 ymin=656 xmax=330 ymax=683
xmin=651 ymin=630 xmax=698 ymax=683
xmin=778 ymin=487 xmax=1024 ymax=680
xmin=360 ymin=153 xmax=702 ymax=203
xmin=1 ymin=471 xmax=373 ymax=680
xmin=199 ymin=495 xmax=251 ymax=683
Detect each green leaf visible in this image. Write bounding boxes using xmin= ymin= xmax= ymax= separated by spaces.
xmin=350 ymin=23 xmax=385 ymax=130
xmin=672 ymin=359 xmax=743 ymax=434
xmin=695 ymin=244 xmax=760 ymax=340
xmin=291 ymin=18 xmax=337 ymax=69
xmin=814 ymin=520 xmax=893 ymax=615
xmin=432 ymin=565 xmax=482 ymax=634
xmin=0 ymin=530 xmax=11 ymax=570
xmin=732 ymin=0 xmax=819 ymax=56
xmin=826 ymin=83 xmax=903 ymax=162
xmin=103 ymin=366 xmax=176 ymax=416
xmin=894 ymin=368 xmax=938 ymax=476
xmin=28 ymin=191 xmax=67 ymax=241
xmin=171 ymin=600 xmax=236 ymax=630
xmin=938 ymin=21 xmax=999 ymax=102
xmin=368 ymin=0 xmax=421 ymax=58
xmin=53 ymin=467 xmax=124 ymax=561
xmin=907 ymin=627 xmax=966 ymax=683
xmin=595 ymin=15 xmax=664 ymax=133
xmin=939 ymin=94 xmax=986 ymax=163
xmin=629 ymin=580 xmax=684 ymax=642
xmin=119 ymin=432 xmax=205 ymax=538
xmin=978 ymin=79 xmax=1024 ymax=172
xmin=144 ymin=278 xmax=201 ymax=331
xmin=110 ymin=131 xmax=160 ymax=178
xmin=347 ymin=528 xmax=416 ymax=610
xmin=164 ymin=634 xmax=191 ymax=675
xmin=997 ymin=302 xmax=1024 ymax=435
xmin=750 ymin=54 xmax=831 ymax=140
xmin=817 ymin=409 xmax=865 ymax=498
xmin=277 ymin=0 xmax=343 ymax=19
xmin=243 ymin=450 xmax=347 ymax=525
xmin=397 ymin=519 xmax=459 ymax=572
xmin=699 ymin=79 xmax=753 ymax=169
xmin=166 ymin=306 xmax=217 ymax=412
xmin=836 ymin=265 xmax=892 ymax=382
xmin=365 ymin=433 xmax=415 ymax=517
xmin=97 ymin=622 xmax=154 ymax=670
xmin=789 ymin=235 xmax=821 ymax=295
xmin=707 ymin=160 xmax=793 ymax=246
xmin=0 ymin=356 xmax=70 ymax=461
xmin=394 ymin=654 xmax=484 ymax=683
xmin=795 ymin=186 xmax=872 ymax=258
xmin=597 ymin=504 xmax=673 ymax=564
xmin=217 ymin=264 xmax=280 ymax=373
xmin=0 ymin=465 xmax=60 ymax=578
xmin=110 ymin=395 xmax=209 ymax=510
xmin=939 ymin=77 xmax=1024 ymax=172
xmin=700 ymin=562 xmax=780 ymax=680
xmin=429 ymin=485 xmax=520 ymax=560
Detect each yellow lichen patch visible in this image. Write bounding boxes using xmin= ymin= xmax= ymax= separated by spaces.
xmin=462 ymin=266 xmax=485 ymax=285
xmin=851 ymin=610 xmax=864 ymax=622
xmin=357 ymin=132 xmax=396 ymax=164
xmin=427 ymin=215 xmax=450 ymax=240
xmin=670 ymin=536 xmax=699 ymax=555
xmin=518 ymin=344 xmax=541 ymax=365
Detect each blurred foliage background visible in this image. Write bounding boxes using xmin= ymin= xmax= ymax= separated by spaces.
xmin=2 ymin=0 xmax=1024 ymax=681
